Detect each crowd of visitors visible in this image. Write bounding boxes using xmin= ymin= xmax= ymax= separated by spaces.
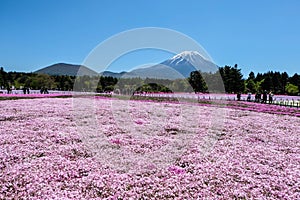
xmin=2 ymin=87 xmax=50 ymax=94
xmin=237 ymin=90 xmax=274 ymax=104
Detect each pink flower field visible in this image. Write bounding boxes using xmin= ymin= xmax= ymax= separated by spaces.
xmin=0 ymin=93 xmax=72 ymax=100
xmin=0 ymin=97 xmax=299 ymax=199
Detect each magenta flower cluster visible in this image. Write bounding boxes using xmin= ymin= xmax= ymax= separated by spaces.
xmin=0 ymin=93 xmax=71 ymax=98
xmin=197 ymin=99 xmax=300 ymax=117
xmin=0 ymin=98 xmax=299 ymax=199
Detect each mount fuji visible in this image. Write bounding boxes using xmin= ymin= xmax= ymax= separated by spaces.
xmin=35 ymin=51 xmax=218 ymax=79
xmin=125 ymin=51 xmax=218 ymax=79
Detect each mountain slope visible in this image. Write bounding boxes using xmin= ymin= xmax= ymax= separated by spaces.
xmin=35 ymin=63 xmax=98 ymax=76
xmin=100 ymin=71 xmax=127 ymax=78
xmin=35 ymin=51 xmax=218 ymax=79
xmin=128 ymin=51 xmax=218 ymax=79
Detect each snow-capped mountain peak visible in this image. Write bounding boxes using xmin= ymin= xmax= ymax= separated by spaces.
xmin=171 ymin=51 xmax=207 ymax=63
xmin=172 ymin=50 xmax=203 ymax=58
xmin=164 ymin=51 xmax=213 ymax=71
xmin=128 ymin=50 xmax=218 ymax=79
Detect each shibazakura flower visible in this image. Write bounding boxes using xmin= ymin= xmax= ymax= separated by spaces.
xmin=0 ymin=97 xmax=299 ymax=199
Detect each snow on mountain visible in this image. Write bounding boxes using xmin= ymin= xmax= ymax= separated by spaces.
xmin=170 ymin=51 xmax=209 ymax=65
xmin=35 ymin=51 xmax=218 ymax=79
xmin=128 ymin=51 xmax=218 ymax=79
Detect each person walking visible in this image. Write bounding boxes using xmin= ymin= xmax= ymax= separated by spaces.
xmin=255 ymin=92 xmax=261 ymax=103
xmin=247 ymin=92 xmax=252 ymax=101
xmin=237 ymin=92 xmax=241 ymax=101
xmin=269 ymin=92 xmax=273 ymax=104
xmin=262 ymin=90 xmax=267 ymax=103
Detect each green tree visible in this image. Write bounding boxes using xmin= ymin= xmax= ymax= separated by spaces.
xmin=272 ymin=72 xmax=282 ymax=93
xmin=246 ymin=79 xmax=256 ymax=93
xmin=255 ymin=73 xmax=264 ymax=82
xmin=248 ymin=71 xmax=255 ymax=80
xmin=289 ymin=73 xmax=300 ymax=92
xmin=0 ymin=67 xmax=8 ymax=88
xmin=188 ymin=71 xmax=208 ymax=93
xmin=285 ymin=83 xmax=299 ymax=95
xmin=281 ymin=72 xmax=289 ymax=94
xmin=219 ymin=64 xmax=244 ymax=93
xmin=261 ymin=76 xmax=273 ymax=91
xmin=30 ymin=74 xmax=56 ymax=89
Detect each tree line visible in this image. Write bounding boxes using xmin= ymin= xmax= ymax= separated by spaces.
xmin=0 ymin=65 xmax=299 ymax=95
xmin=0 ymin=67 xmax=117 ymax=92
xmin=189 ymin=64 xmax=299 ymax=95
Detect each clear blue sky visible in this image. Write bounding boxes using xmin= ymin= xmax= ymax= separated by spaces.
xmin=0 ymin=0 xmax=299 ymax=77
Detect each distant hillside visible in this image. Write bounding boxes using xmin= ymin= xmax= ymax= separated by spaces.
xmin=35 ymin=63 xmax=98 ymax=76
xmin=34 ymin=51 xmax=218 ymax=79
xmin=100 ymin=71 xmax=127 ymax=78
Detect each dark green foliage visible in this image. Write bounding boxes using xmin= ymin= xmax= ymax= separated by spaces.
xmin=135 ymin=83 xmax=172 ymax=93
xmin=0 ymin=67 xmax=7 ymax=88
xmin=30 ymin=74 xmax=57 ymax=89
xmin=271 ymin=72 xmax=282 ymax=94
xmin=73 ymin=76 xmax=118 ymax=93
xmin=252 ymin=71 xmax=294 ymax=94
xmin=0 ymin=66 xmax=299 ymax=96
xmin=188 ymin=66 xmax=299 ymax=95
xmin=54 ymin=75 xmax=75 ymax=91
xmin=0 ymin=68 xmax=76 ymax=91
xmin=219 ymin=64 xmax=245 ymax=93
xmin=261 ymin=75 xmax=273 ymax=91
xmin=188 ymin=71 xmax=208 ymax=93
xmin=246 ymin=79 xmax=256 ymax=93
xmin=285 ymin=83 xmax=299 ymax=95
xmin=255 ymin=73 xmax=264 ymax=82
xmin=114 ymin=78 xmax=192 ymax=95
xmin=99 ymin=76 xmax=118 ymax=92
xmin=289 ymin=73 xmax=300 ymax=92
xmin=248 ymin=71 xmax=255 ymax=80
